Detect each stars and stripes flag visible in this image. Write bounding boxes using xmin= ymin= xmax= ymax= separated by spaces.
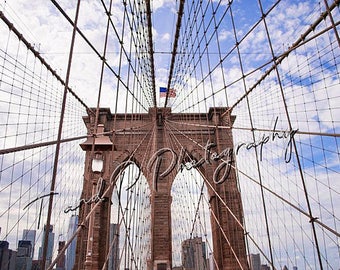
xmin=160 ymin=87 xmax=176 ymax=98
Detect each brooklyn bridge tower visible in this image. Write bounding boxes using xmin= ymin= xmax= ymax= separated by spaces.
xmin=75 ymin=107 xmax=248 ymax=270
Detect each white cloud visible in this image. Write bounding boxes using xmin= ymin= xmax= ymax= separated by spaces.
xmin=218 ymin=29 xmax=233 ymax=41
xmin=161 ymin=32 xmax=171 ymax=42
xmin=151 ymin=0 xmax=176 ymax=12
xmin=0 ymin=0 xmax=339 ymax=268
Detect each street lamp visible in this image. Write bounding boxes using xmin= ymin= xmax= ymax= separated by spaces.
xmin=92 ymin=152 xmax=104 ymax=173
xmin=80 ymin=124 xmax=113 ymax=152
xmin=80 ymin=124 xmax=112 ymax=270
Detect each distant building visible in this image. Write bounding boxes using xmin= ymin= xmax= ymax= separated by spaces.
xmin=17 ymin=240 xmax=32 ymax=257
xmin=181 ymin=237 xmax=208 ymax=270
xmin=16 ymin=256 xmax=32 ymax=270
xmin=22 ymin=229 xmax=36 ymax=258
xmin=38 ymin=225 xmax=55 ymax=269
xmin=248 ymin=254 xmax=261 ymax=270
xmin=108 ymin=223 xmax=120 ymax=270
xmin=261 ymin=264 xmax=270 ymax=270
xmin=0 ymin=241 xmax=16 ymax=270
xmin=66 ymin=215 xmax=78 ymax=270
xmin=16 ymin=240 xmax=33 ymax=269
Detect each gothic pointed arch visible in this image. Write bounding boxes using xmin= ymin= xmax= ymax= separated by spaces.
xmin=76 ymin=107 xmax=248 ymax=270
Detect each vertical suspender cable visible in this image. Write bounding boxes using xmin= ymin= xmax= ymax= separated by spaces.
xmin=94 ymin=0 xmax=113 ymax=131
xmin=322 ymin=0 xmax=340 ymax=48
xmin=164 ymin=0 xmax=185 ymax=108
xmin=257 ymin=0 xmax=325 ymax=268
xmin=41 ymin=1 xmax=81 ymax=269
xmin=228 ymin=2 xmax=276 ymax=268
xmin=145 ymin=0 xmax=157 ymax=107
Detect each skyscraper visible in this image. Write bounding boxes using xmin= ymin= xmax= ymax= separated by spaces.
xmin=16 ymin=240 xmax=33 ymax=270
xmin=248 ymin=254 xmax=261 ymax=270
xmin=0 ymin=241 xmax=16 ymax=270
xmin=181 ymin=237 xmax=208 ymax=270
xmin=108 ymin=223 xmax=120 ymax=270
xmin=22 ymin=229 xmax=36 ymax=258
xmin=66 ymin=215 xmax=78 ymax=270
xmin=38 ymin=224 xmax=55 ymax=268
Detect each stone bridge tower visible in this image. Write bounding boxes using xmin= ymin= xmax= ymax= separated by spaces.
xmin=74 ymin=107 xmax=248 ymax=270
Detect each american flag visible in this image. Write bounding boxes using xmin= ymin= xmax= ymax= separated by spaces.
xmin=160 ymin=87 xmax=176 ymax=98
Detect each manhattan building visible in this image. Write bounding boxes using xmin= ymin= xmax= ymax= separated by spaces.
xmin=0 ymin=241 xmax=16 ymax=270
xmin=248 ymin=253 xmax=261 ymax=270
xmin=22 ymin=229 xmax=36 ymax=258
xmin=66 ymin=215 xmax=78 ymax=270
xmin=38 ymin=225 xmax=55 ymax=268
xmin=108 ymin=223 xmax=120 ymax=270
xmin=181 ymin=237 xmax=208 ymax=270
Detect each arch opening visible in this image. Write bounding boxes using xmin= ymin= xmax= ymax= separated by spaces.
xmin=110 ymin=162 xmax=151 ymax=270
xmin=171 ymin=166 xmax=213 ymax=269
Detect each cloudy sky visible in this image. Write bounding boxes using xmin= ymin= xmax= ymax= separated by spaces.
xmin=0 ymin=0 xmax=339 ymax=269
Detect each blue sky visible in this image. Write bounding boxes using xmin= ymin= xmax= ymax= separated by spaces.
xmin=0 ymin=0 xmax=339 ymax=269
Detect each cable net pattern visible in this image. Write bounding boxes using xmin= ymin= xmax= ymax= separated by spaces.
xmin=0 ymin=0 xmax=339 ymax=269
